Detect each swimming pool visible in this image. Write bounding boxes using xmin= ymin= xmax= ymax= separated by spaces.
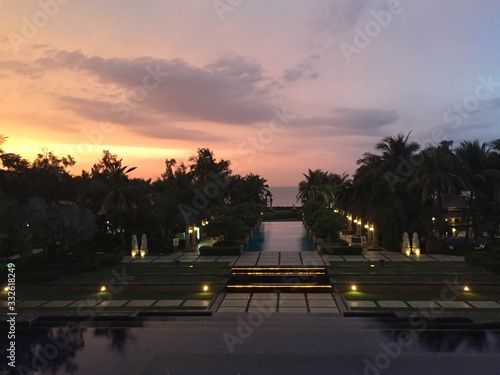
xmin=244 ymin=221 xmax=315 ymax=252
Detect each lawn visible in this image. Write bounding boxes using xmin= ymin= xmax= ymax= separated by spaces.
xmin=329 ymin=261 xmax=500 ymax=284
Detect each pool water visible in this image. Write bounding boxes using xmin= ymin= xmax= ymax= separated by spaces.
xmin=244 ymin=221 xmax=315 ymax=252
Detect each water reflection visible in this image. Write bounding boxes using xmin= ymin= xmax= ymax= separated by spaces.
xmin=1 ymin=325 xmax=85 ymax=374
xmin=245 ymin=221 xmax=314 ymax=251
xmin=380 ymin=319 xmax=500 ymax=353
xmin=93 ymin=327 xmax=137 ymax=354
xmin=0 ymin=323 xmax=141 ymax=374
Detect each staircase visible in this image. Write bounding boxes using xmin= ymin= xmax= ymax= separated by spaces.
xmin=226 ymin=266 xmax=332 ymax=293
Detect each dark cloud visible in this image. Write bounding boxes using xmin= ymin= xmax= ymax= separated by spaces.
xmin=59 ymin=96 xmax=223 ymax=142
xmin=282 ymin=59 xmax=318 ymax=83
xmin=0 ymin=60 xmax=44 ymax=79
xmin=291 ymin=107 xmax=399 ymax=136
xmin=36 ymin=49 xmax=277 ymax=126
xmin=310 ymin=0 xmax=368 ymax=34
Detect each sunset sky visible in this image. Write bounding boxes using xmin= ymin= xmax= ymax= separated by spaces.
xmin=1 ymin=0 xmax=500 ymax=186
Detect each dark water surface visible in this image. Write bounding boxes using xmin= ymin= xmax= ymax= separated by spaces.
xmin=244 ymin=221 xmax=315 ymax=252
xmin=2 ymin=316 xmax=500 ymax=375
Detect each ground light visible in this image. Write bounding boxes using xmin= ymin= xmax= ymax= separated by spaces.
xmin=3 ymin=286 xmax=8 ymax=292
xmin=202 ymin=284 xmax=209 ymax=292
xmin=100 ymin=285 xmax=107 ymax=292
xmin=351 ymin=285 xmax=358 ymax=292
xmin=463 ymin=286 xmax=471 ymax=292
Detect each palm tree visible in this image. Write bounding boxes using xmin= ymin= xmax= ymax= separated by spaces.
xmin=88 ymin=151 xmax=138 ymax=249
xmin=454 ymin=140 xmax=493 ymax=240
xmin=375 ymin=132 xmax=420 ymax=171
xmin=296 ymin=169 xmax=331 ymax=205
xmin=410 ymin=141 xmax=466 ymax=215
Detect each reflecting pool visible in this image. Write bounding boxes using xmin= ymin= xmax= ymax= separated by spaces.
xmin=244 ymin=221 xmax=314 ymax=252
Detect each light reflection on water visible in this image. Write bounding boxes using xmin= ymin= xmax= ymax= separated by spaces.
xmin=245 ymin=221 xmax=315 ymax=252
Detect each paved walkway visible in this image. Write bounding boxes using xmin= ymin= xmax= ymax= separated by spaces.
xmin=7 ymin=298 xmax=212 ymax=309
xmin=216 ymin=292 xmax=342 ymax=314
xmin=347 ymin=300 xmax=500 ymax=309
xmin=122 ymin=250 xmax=465 ymax=266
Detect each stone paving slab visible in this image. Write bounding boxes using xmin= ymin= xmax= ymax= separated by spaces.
xmin=225 ymin=293 xmax=251 ymax=299
xmin=309 ymin=307 xmax=340 ymax=314
xmin=218 ymin=307 xmax=247 ymax=313
xmin=377 ymin=301 xmax=409 ymax=308
xmin=278 ymin=307 xmax=308 ymax=313
xmin=152 ymin=257 xmax=177 ymax=263
xmin=308 ymin=300 xmax=337 ymax=308
xmin=69 ymin=299 xmax=101 ymax=307
xmin=467 ymin=301 xmax=500 ymax=308
xmin=347 ymin=301 xmax=377 ymax=308
xmin=437 ymin=301 xmax=472 ymax=308
xmin=41 ymin=300 xmax=74 ymax=307
xmin=126 ymin=300 xmax=156 ymax=307
xmin=279 ymin=293 xmax=306 ymax=300
xmin=183 ymin=300 xmax=210 ymax=307
xmin=251 ymin=293 xmax=279 ymax=300
xmin=218 ymin=256 xmax=239 ymax=261
xmin=279 ymin=299 xmax=307 ymax=307
xmin=154 ymin=300 xmax=183 ymax=307
xmin=98 ymin=300 xmax=128 ymax=307
xmin=220 ymin=299 xmax=249 ymax=307
xmin=17 ymin=300 xmax=46 ymax=307
xmin=247 ymin=306 xmax=276 ymax=313
xmin=307 ymin=293 xmax=334 ymax=300
xmin=407 ymin=301 xmax=439 ymax=308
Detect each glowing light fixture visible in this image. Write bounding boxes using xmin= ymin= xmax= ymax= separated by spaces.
xmin=3 ymin=286 xmax=9 ymax=292
xmin=351 ymin=285 xmax=358 ymax=292
xmin=140 ymin=250 xmax=146 ymax=258
xmin=202 ymin=284 xmax=209 ymax=292
xmin=100 ymin=285 xmax=107 ymax=292
xmin=463 ymin=286 xmax=471 ymax=292
xmin=131 ymin=249 xmax=138 ymax=257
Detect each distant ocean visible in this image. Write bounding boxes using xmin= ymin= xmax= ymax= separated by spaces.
xmin=268 ymin=186 xmax=300 ymax=207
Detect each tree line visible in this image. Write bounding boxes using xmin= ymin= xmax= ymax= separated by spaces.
xmin=0 ymin=137 xmax=270 ymax=263
xmin=297 ymin=133 xmax=500 ymax=250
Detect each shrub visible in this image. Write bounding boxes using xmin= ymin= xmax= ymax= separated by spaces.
xmin=199 ymin=245 xmax=241 ymax=256
xmin=321 ymin=245 xmax=363 ymax=255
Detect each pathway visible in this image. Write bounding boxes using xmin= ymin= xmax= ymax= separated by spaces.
xmin=121 ymin=250 xmax=465 ymax=266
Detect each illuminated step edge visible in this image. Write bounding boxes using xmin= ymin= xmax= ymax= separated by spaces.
xmin=232 ymin=267 xmax=326 ymax=271
xmin=226 ymin=284 xmax=332 ymax=289
xmin=231 ymin=272 xmax=326 ymax=276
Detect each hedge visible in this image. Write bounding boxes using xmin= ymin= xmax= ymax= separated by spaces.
xmin=465 ymin=250 xmax=500 ymax=273
xmin=199 ymin=246 xmax=242 ymax=256
xmin=321 ymin=245 xmax=363 ymax=255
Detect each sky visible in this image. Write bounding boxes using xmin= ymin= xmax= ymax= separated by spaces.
xmin=1 ymin=0 xmax=500 ymax=187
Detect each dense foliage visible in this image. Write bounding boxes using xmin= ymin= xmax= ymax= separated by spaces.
xmin=298 ymin=134 xmax=500 ymax=251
